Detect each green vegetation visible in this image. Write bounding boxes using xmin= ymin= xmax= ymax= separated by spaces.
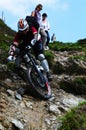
xmin=0 ymin=18 xmax=16 ymax=46
xmin=48 ymin=40 xmax=86 ymax=61
xmin=58 ymin=102 xmax=86 ymax=130
xmin=49 ymin=40 xmax=86 ymax=52
xmin=69 ymin=55 xmax=86 ymax=60
xmin=0 ymin=19 xmax=16 ymax=36
xmin=0 ymin=19 xmax=16 ymax=63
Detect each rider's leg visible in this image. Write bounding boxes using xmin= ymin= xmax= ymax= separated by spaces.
xmin=37 ymin=54 xmax=49 ymax=72
xmin=33 ymin=41 xmax=53 ymax=81
xmin=37 ymin=54 xmax=52 ymax=81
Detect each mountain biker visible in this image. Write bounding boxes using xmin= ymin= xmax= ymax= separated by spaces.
xmin=31 ymin=4 xmax=47 ymax=47
xmin=7 ymin=18 xmax=52 ymax=81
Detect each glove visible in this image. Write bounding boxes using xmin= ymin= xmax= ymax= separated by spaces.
xmin=31 ymin=39 xmax=36 ymax=46
xmin=9 ymin=45 xmax=16 ymax=55
xmin=9 ymin=44 xmax=20 ymax=55
xmin=7 ymin=55 xmax=16 ymax=62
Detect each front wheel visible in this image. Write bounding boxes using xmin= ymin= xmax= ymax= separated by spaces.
xmin=27 ymin=66 xmax=52 ymax=100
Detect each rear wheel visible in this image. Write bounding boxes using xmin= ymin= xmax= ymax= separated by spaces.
xmin=27 ymin=66 xmax=52 ymax=100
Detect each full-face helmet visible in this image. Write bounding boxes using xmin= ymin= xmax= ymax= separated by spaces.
xmin=18 ymin=19 xmax=29 ymax=31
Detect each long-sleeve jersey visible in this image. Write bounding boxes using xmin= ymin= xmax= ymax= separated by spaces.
xmin=13 ymin=26 xmax=37 ymax=44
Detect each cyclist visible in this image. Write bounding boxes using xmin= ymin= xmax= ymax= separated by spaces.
xmin=8 ymin=18 xmax=52 ymax=81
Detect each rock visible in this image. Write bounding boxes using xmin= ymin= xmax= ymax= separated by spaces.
xmin=0 ymin=123 xmax=4 ymax=130
xmin=15 ymin=92 xmax=22 ymax=100
xmin=48 ymin=104 xmax=61 ymax=115
xmin=7 ymin=89 xmax=14 ymax=97
xmin=11 ymin=119 xmax=24 ymax=130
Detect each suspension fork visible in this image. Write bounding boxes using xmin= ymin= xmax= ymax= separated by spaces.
xmin=27 ymin=53 xmax=45 ymax=83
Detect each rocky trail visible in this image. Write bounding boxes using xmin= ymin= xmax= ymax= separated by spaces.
xmin=0 ymin=50 xmax=86 ymax=130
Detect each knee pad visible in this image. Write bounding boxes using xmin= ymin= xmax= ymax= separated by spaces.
xmin=38 ymin=54 xmax=45 ymax=61
xmin=38 ymin=54 xmax=49 ymax=72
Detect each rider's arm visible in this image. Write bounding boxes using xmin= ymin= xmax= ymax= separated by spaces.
xmin=13 ymin=33 xmax=22 ymax=46
xmin=9 ymin=33 xmax=20 ymax=56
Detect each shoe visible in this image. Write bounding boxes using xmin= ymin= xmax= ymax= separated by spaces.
xmin=44 ymin=46 xmax=49 ymax=50
xmin=7 ymin=55 xmax=16 ymax=62
xmin=47 ymin=72 xmax=53 ymax=81
xmin=46 ymin=46 xmax=49 ymax=50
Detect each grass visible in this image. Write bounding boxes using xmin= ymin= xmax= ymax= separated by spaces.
xmin=58 ymin=102 xmax=86 ymax=130
xmin=69 ymin=55 xmax=86 ymax=60
xmin=49 ymin=41 xmax=86 ymax=52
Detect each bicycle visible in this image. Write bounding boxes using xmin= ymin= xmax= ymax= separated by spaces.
xmin=14 ymin=44 xmax=52 ymax=100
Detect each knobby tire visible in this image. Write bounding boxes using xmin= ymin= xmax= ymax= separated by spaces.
xmin=27 ymin=66 xmax=52 ymax=100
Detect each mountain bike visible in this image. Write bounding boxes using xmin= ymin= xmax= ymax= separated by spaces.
xmin=15 ymin=45 xmax=52 ymax=100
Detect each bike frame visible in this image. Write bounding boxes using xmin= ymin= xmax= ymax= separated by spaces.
xmin=18 ymin=45 xmax=46 ymax=84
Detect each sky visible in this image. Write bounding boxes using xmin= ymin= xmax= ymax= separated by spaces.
xmin=0 ymin=0 xmax=86 ymax=43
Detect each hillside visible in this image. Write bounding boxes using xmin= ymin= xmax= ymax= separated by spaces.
xmin=0 ymin=20 xmax=86 ymax=130
xmin=0 ymin=18 xmax=16 ymax=44
xmin=0 ymin=19 xmax=16 ymax=64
